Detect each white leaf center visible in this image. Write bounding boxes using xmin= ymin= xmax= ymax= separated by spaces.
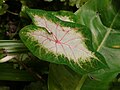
xmin=29 ymin=15 xmax=94 ymax=62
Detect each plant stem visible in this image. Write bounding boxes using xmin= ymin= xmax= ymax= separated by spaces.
xmin=7 ymin=10 xmax=19 ymax=15
xmin=75 ymin=74 xmax=88 ymax=90
xmin=15 ymin=58 xmax=43 ymax=81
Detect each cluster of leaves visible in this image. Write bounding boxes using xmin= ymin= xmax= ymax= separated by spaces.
xmin=0 ymin=0 xmax=78 ymax=90
xmin=0 ymin=0 xmax=120 ymax=90
xmin=49 ymin=0 xmax=120 ymax=90
xmin=20 ymin=0 xmax=120 ymax=89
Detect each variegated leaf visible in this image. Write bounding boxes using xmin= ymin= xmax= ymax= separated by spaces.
xmin=19 ymin=9 xmax=107 ymax=74
xmin=50 ymin=10 xmax=78 ymax=23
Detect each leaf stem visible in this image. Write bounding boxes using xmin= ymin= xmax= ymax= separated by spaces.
xmin=97 ymin=10 xmax=119 ymax=51
xmin=7 ymin=10 xmax=19 ymax=15
xmin=75 ymin=74 xmax=87 ymax=90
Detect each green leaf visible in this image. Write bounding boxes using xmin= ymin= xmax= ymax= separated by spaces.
xmin=19 ymin=9 xmax=107 ymax=74
xmin=50 ymin=10 xmax=78 ymax=23
xmin=0 ymin=63 xmax=35 ymax=81
xmin=48 ymin=64 xmax=119 ymax=90
xmin=69 ymin=0 xmax=89 ymax=8
xmin=0 ymin=3 xmax=8 ymax=15
xmin=48 ymin=64 xmax=82 ymax=90
xmin=75 ymin=0 xmax=120 ymax=68
xmin=75 ymin=0 xmax=120 ymax=89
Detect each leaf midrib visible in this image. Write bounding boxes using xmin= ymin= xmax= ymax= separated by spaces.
xmin=97 ymin=11 xmax=119 ymax=51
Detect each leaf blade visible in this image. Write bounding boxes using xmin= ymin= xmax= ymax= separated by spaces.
xmin=19 ymin=9 xmax=107 ymax=74
xmin=75 ymin=0 xmax=120 ymax=89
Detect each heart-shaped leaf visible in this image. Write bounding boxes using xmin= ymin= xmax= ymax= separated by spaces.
xmin=19 ymin=9 xmax=107 ymax=74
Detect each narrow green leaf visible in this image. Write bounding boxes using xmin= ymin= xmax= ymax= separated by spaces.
xmin=0 ymin=63 xmax=35 ymax=81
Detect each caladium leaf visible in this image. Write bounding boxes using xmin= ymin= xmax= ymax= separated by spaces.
xmin=19 ymin=9 xmax=107 ymax=74
xmin=50 ymin=10 xmax=78 ymax=23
